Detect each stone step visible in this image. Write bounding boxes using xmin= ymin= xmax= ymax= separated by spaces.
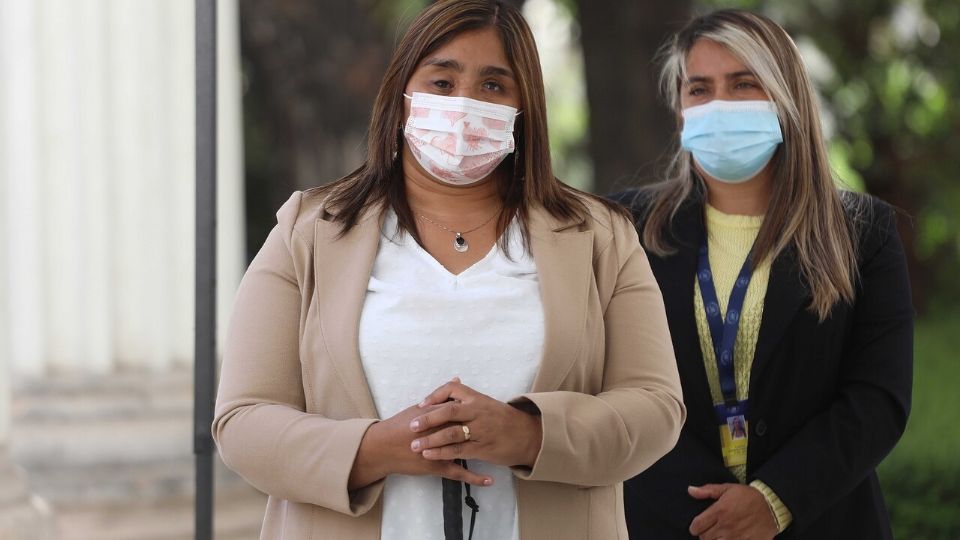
xmin=54 ymin=489 xmax=266 ymax=540
xmin=8 ymin=370 xmax=266 ymax=539
xmin=19 ymin=457 xmax=252 ymax=507
xmin=12 ymin=416 xmax=192 ymax=468
xmin=12 ymin=372 xmax=193 ymax=425
xmin=11 ymin=373 xmax=205 ymax=505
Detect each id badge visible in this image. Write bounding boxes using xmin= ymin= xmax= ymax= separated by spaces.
xmin=719 ymin=414 xmax=748 ymax=467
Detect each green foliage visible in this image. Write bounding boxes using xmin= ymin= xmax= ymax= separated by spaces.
xmin=526 ymin=0 xmax=593 ymax=190
xmin=878 ymin=313 xmax=960 ymax=539
xmin=827 ymin=140 xmax=866 ymax=191
xmin=551 ymin=0 xmax=578 ymax=15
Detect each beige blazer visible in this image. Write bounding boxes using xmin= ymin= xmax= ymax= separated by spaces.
xmin=213 ymin=188 xmax=685 ymax=539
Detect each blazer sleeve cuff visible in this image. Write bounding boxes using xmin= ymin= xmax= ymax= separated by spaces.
xmin=216 ymin=408 xmax=383 ymax=516
xmin=506 ymin=391 xmax=644 ymax=486
xmin=506 ymin=395 xmax=550 ymax=481
xmin=330 ymin=418 xmax=385 ymax=516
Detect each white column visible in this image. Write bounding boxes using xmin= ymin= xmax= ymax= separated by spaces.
xmin=108 ymin=0 xmax=173 ymax=372
xmin=1 ymin=0 xmax=45 ymax=379
xmin=0 ymin=5 xmax=53 ymax=533
xmin=0 ymin=0 xmax=246 ymax=532
xmin=74 ymin=0 xmax=113 ymax=374
xmin=0 ymin=1 xmax=10 ymax=440
xmin=166 ymin=0 xmax=197 ymax=367
xmin=3 ymin=0 xmax=244 ymax=378
xmin=218 ymin=0 xmax=245 ymax=350
xmin=36 ymin=0 xmax=81 ymax=372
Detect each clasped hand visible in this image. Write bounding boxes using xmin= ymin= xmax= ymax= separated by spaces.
xmin=409 ymin=378 xmax=542 ymax=469
xmin=687 ymin=483 xmax=779 ymax=540
xmin=349 ymin=378 xmax=542 ymax=490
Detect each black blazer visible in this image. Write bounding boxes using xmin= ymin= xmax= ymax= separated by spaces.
xmin=612 ymin=189 xmax=913 ymax=539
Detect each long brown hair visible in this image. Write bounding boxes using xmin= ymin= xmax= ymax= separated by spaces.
xmin=318 ymin=0 xmax=621 ymax=246
xmin=640 ymin=9 xmax=861 ymax=320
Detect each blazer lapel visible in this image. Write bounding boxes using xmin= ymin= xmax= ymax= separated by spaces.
xmin=527 ymin=207 xmax=594 ymax=393
xmin=313 ymin=209 xmax=382 ymax=419
xmin=751 ymin=246 xmax=807 ymax=387
xmin=652 ymin=202 xmax=718 ymax=441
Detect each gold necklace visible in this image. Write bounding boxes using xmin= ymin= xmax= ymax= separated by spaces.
xmin=417 ymin=209 xmax=500 ymax=253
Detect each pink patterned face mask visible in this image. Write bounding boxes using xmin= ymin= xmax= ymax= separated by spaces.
xmin=403 ymin=92 xmax=519 ymax=185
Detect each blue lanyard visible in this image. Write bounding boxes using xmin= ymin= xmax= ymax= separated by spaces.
xmin=697 ymin=241 xmax=754 ymax=409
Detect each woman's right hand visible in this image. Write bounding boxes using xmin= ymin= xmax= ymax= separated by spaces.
xmin=348 ymin=403 xmax=494 ymax=490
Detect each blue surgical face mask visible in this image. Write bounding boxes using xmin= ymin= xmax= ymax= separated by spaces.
xmin=680 ymin=100 xmax=783 ymax=183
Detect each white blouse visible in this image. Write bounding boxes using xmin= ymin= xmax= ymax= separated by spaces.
xmin=358 ymin=210 xmax=544 ymax=540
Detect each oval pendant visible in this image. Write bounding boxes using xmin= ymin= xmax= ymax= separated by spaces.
xmin=453 ymin=233 xmax=468 ymax=253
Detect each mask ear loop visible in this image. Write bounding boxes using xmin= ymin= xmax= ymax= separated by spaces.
xmin=512 ymin=139 xmax=522 ymax=184
xmin=394 ymin=92 xmax=417 ymax=163
xmin=513 ymin=111 xmax=524 ymax=182
xmin=398 ymin=93 xmax=416 ymax=163
xmin=505 ymin=114 xmax=525 ymax=235
xmin=393 ymin=116 xmax=402 ymax=162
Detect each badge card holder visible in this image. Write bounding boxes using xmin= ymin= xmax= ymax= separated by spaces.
xmin=715 ymin=401 xmax=749 ymax=467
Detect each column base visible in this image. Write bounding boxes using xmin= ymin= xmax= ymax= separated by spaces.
xmin=0 ymin=451 xmax=54 ymax=540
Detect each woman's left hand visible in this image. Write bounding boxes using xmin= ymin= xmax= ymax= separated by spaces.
xmin=687 ymin=483 xmax=778 ymax=540
xmin=409 ymin=378 xmax=543 ymax=468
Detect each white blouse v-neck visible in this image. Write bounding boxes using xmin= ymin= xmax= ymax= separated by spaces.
xmin=358 ymin=210 xmax=544 ymax=540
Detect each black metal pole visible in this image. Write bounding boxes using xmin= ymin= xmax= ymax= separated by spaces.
xmin=194 ymin=0 xmax=217 ymax=539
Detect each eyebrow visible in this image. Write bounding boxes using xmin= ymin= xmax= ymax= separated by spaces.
xmin=423 ymin=57 xmax=515 ymax=79
xmin=684 ymin=70 xmax=757 ymax=84
xmin=479 ymin=65 xmax=515 ymax=79
xmin=424 ymin=57 xmax=464 ymax=71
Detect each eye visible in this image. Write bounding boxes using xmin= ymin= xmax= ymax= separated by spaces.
xmin=735 ymin=80 xmax=758 ymax=90
xmin=483 ymin=80 xmax=504 ymax=92
xmin=687 ymin=86 xmax=706 ymax=96
xmin=432 ymin=79 xmax=452 ymax=90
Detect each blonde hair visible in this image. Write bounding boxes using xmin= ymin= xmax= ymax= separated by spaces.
xmin=640 ymin=9 xmax=860 ymax=321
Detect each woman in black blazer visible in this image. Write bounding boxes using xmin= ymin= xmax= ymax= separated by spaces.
xmin=614 ymin=10 xmax=913 ymax=540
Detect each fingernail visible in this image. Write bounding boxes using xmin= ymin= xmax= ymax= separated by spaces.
xmin=410 ymin=420 xmax=420 ymax=430
xmin=418 ymin=400 xmax=427 ymax=408
xmin=411 ymin=440 xmax=420 ymax=450
xmin=483 ymin=478 xmax=492 ymax=486
xmin=423 ymin=449 xmax=434 ymax=458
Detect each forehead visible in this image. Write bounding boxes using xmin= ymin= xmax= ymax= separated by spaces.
xmin=420 ymin=26 xmax=511 ymax=69
xmin=684 ymin=38 xmax=750 ymax=79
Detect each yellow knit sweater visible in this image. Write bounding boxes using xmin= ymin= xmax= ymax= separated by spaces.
xmin=693 ymin=204 xmax=793 ymax=532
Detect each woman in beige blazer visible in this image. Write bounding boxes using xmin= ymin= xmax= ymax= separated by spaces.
xmin=212 ymin=1 xmax=684 ymax=539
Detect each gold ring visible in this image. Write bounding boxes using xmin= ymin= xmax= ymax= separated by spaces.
xmin=461 ymin=425 xmax=471 ymax=441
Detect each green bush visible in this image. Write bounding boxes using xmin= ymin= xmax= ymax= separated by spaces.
xmin=879 ymin=312 xmax=960 ymax=540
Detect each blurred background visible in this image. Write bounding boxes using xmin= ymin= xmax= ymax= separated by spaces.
xmin=0 ymin=0 xmax=956 ymax=538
